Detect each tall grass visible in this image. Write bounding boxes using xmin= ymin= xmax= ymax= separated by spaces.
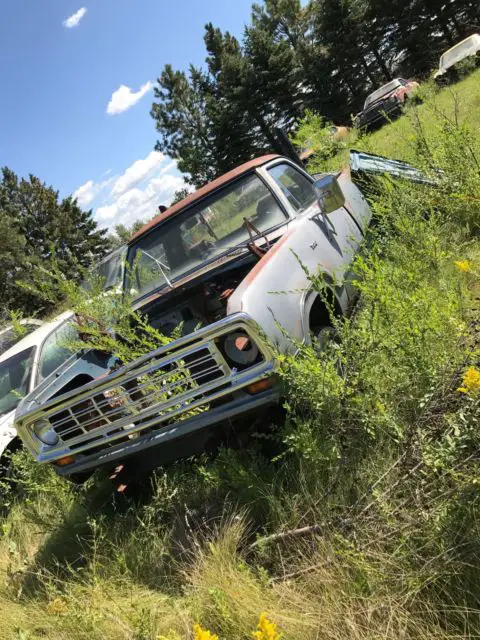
xmin=1 ymin=83 xmax=480 ymax=639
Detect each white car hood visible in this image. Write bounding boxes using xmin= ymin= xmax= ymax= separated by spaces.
xmin=440 ymin=42 xmax=480 ymax=72
xmin=0 ymin=410 xmax=17 ymax=457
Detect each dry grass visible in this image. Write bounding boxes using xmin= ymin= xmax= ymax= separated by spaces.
xmin=2 ymin=513 xmax=475 ymax=640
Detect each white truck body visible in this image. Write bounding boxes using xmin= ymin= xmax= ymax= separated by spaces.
xmin=15 ymin=155 xmax=372 ymax=480
xmin=434 ymin=34 xmax=480 ymax=81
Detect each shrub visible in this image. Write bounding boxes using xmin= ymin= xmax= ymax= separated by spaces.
xmin=292 ymin=111 xmax=347 ymax=161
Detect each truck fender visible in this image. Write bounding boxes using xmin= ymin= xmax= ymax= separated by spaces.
xmin=228 ymin=230 xmax=342 ymax=352
xmin=0 ymin=432 xmax=18 ymax=458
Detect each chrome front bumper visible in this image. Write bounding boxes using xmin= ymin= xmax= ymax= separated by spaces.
xmin=16 ymin=313 xmax=279 ymax=474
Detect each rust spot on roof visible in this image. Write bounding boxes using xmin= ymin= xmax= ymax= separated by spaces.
xmin=131 ymin=154 xmax=280 ymax=242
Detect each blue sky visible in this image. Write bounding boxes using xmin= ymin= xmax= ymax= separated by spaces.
xmin=0 ymin=0 xmax=254 ymax=229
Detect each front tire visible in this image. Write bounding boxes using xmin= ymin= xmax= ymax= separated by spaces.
xmin=312 ymin=325 xmax=339 ymax=352
xmin=62 ymin=471 xmax=93 ymax=485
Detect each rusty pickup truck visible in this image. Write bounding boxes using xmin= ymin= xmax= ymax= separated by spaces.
xmin=15 ymin=155 xmax=371 ymax=482
xmin=354 ymin=78 xmax=419 ymax=130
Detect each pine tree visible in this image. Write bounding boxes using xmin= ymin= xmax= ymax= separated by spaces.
xmin=151 ymin=64 xmax=221 ymax=187
xmin=0 ymin=167 xmax=108 ymax=313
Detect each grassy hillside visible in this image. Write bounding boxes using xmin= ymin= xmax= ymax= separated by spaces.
xmin=361 ymin=71 xmax=480 ymax=159
xmin=1 ymin=74 xmax=480 ymax=639
xmin=306 ymin=70 xmax=480 ymax=171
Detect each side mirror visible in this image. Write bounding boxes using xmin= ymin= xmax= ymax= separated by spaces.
xmin=314 ymin=174 xmax=345 ymax=214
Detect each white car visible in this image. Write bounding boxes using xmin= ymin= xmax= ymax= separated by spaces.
xmin=0 ymin=319 xmax=44 ymax=356
xmin=434 ymin=34 xmax=480 ymax=84
xmin=0 ymin=312 xmax=75 ymax=473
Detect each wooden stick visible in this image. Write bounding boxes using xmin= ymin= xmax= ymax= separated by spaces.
xmin=269 ymin=560 xmax=333 ymax=584
xmin=249 ymin=524 xmax=322 ymax=551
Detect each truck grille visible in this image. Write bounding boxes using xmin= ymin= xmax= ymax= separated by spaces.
xmin=16 ymin=313 xmax=276 ymax=462
xmin=17 ymin=314 xmax=277 ymax=464
xmin=47 ymin=344 xmax=228 ymax=448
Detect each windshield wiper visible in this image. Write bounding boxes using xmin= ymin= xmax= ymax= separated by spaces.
xmin=142 ymin=250 xmax=173 ymax=288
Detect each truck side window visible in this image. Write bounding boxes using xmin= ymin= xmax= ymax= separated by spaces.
xmin=268 ymin=164 xmax=317 ymax=213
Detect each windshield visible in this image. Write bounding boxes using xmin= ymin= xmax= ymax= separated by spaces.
xmin=36 ymin=320 xmax=78 ymax=386
xmin=441 ymin=37 xmax=478 ymax=68
xmin=82 ymin=246 xmax=127 ymax=292
xmin=364 ymin=80 xmax=403 ymax=109
xmin=0 ymin=323 xmax=40 ymax=356
xmin=0 ymin=347 xmax=35 ymax=417
xmin=127 ymin=173 xmax=287 ymax=301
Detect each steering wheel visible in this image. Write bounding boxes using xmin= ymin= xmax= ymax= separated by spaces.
xmin=189 ymin=240 xmax=215 ymax=260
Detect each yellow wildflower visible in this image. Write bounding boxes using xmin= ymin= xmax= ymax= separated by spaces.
xmin=457 ymin=366 xmax=480 ymax=396
xmin=252 ymin=612 xmax=282 ymax=640
xmin=455 ymin=260 xmax=471 ymax=273
xmin=193 ymin=624 xmax=218 ymax=640
xmin=46 ymin=597 xmax=67 ymax=615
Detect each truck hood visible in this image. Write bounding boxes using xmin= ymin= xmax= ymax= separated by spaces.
xmin=131 ymin=226 xmax=288 ymax=312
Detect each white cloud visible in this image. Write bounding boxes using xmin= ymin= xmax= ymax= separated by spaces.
xmin=106 ymin=82 xmax=153 ymax=115
xmin=63 ymin=7 xmax=87 ymax=28
xmin=96 ymin=174 xmax=186 ymax=227
xmin=72 ymin=152 xmax=188 ymax=229
xmin=96 ymin=188 xmax=145 ymax=222
xmin=73 ymin=179 xmax=96 ymax=207
xmin=111 ymin=151 xmax=165 ymax=197
xmin=73 ymin=176 xmax=116 ymax=208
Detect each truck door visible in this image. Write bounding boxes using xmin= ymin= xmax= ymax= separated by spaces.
xmin=267 ymin=163 xmax=366 ymax=291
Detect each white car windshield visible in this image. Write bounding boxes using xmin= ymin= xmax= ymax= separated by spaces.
xmin=0 ymin=323 xmax=40 ymax=356
xmin=440 ymin=38 xmax=477 ymax=69
xmin=364 ymin=80 xmax=403 ymax=109
xmin=0 ymin=347 xmax=35 ymax=417
xmin=126 ymin=173 xmax=287 ymax=302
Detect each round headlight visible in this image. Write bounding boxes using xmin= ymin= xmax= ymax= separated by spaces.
xmin=33 ymin=419 xmax=59 ymax=446
xmin=223 ymin=331 xmax=259 ymax=366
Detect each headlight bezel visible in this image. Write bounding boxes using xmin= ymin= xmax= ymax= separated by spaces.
xmin=33 ymin=419 xmax=59 ymax=446
xmin=221 ymin=330 xmax=261 ymax=369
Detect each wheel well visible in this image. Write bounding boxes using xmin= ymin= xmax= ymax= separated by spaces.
xmin=3 ymin=437 xmax=22 ymax=458
xmin=0 ymin=437 xmax=22 ymax=478
xmin=308 ymin=289 xmax=342 ymax=332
